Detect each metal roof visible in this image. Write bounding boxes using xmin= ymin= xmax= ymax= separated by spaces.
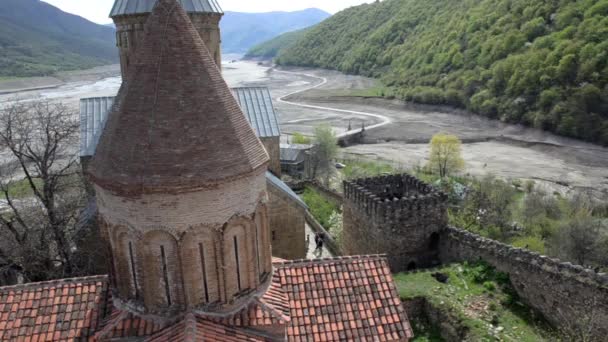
xmin=80 ymin=89 xmax=280 ymax=157
xmin=231 ymin=87 xmax=281 ymax=138
xmin=280 ymin=144 xmax=312 ymax=163
xmin=110 ymin=0 xmax=223 ymax=17
xmin=266 ymin=172 xmax=308 ymax=209
xmin=80 ymin=97 xmax=115 ymax=157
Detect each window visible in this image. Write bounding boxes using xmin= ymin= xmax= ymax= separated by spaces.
xmin=198 ymin=243 xmax=210 ymax=303
xmin=160 ymin=245 xmax=172 ymax=306
xmin=128 ymin=242 xmax=139 ymax=299
xmin=234 ymin=236 xmax=242 ymax=292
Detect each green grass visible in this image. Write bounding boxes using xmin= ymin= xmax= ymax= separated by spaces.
xmin=394 ymin=262 xmax=554 ymax=341
xmin=411 ymin=320 xmax=444 ymax=342
xmin=5 ymin=178 xmax=42 ymax=199
xmin=301 ymin=186 xmax=341 ymax=229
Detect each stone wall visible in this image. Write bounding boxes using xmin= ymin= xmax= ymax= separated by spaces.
xmin=113 ymin=12 xmax=222 ymax=79
xmin=261 ymin=137 xmax=281 ymax=177
xmin=440 ymin=227 xmax=608 ymax=337
xmin=342 ymin=174 xmax=448 ymax=272
xmin=267 ymin=182 xmax=306 ymax=260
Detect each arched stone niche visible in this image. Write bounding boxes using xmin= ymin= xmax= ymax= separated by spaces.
xmin=180 ymin=226 xmax=221 ymax=308
xmin=142 ymin=230 xmax=185 ymax=312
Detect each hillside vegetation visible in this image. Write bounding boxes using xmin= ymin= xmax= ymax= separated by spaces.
xmin=277 ymin=0 xmax=608 ymax=145
xmin=245 ymin=28 xmax=311 ymax=59
xmin=221 ymin=9 xmax=329 ymax=53
xmin=0 ymin=0 xmax=117 ymax=78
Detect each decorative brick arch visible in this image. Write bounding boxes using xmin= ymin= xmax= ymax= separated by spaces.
xmin=110 ymin=225 xmax=142 ymax=301
xmin=142 ymin=230 xmax=185 ymax=313
xmin=222 ymin=219 xmax=253 ymax=299
xmin=180 ymin=227 xmax=221 ymax=308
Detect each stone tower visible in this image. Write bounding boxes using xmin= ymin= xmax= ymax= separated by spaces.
xmin=343 ymin=174 xmax=448 ymax=272
xmin=110 ymin=0 xmax=223 ymax=78
xmin=88 ymin=0 xmax=271 ymax=316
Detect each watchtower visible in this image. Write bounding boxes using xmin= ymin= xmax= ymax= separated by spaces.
xmin=89 ymin=0 xmax=271 ymax=317
xmin=110 ymin=0 xmax=223 ymax=78
xmin=343 ymin=174 xmax=448 ymax=272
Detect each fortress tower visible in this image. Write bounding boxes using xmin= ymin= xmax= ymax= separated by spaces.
xmin=89 ymin=0 xmax=271 ymax=316
xmin=343 ymin=174 xmax=448 ymax=272
xmin=110 ymin=0 xmax=223 ymax=78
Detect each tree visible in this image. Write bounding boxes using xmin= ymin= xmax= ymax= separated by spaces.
xmin=427 ymin=132 xmax=465 ymax=178
xmin=550 ymin=211 xmax=607 ymax=267
xmin=0 ymin=100 xmax=102 ymax=283
xmin=309 ymin=124 xmax=338 ymax=185
xmin=291 ymin=132 xmax=312 ymax=144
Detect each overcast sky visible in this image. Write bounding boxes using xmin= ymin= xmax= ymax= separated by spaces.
xmin=41 ymin=0 xmax=374 ymax=24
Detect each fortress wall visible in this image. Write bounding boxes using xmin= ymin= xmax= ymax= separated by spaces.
xmin=440 ymin=227 xmax=608 ymax=336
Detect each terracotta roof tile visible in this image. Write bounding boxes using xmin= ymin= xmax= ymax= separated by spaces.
xmin=89 ymin=0 xmax=268 ymax=196
xmin=0 ymin=276 xmax=109 ymax=341
xmin=274 ymin=255 xmax=414 ymax=342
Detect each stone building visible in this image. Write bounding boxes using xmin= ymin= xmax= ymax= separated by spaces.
xmin=110 ymin=0 xmax=223 ymax=77
xmin=0 ymin=1 xmax=413 ymax=340
xmin=79 ymin=92 xmax=305 ymax=261
xmin=343 ymin=174 xmax=448 ymax=272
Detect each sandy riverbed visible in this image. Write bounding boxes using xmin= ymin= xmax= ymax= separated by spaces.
xmin=1 ymin=60 xmax=606 ymax=197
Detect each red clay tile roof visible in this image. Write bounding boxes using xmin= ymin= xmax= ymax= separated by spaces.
xmin=274 ymin=255 xmax=414 ymax=342
xmin=88 ymin=0 xmax=268 ymax=196
xmin=147 ymin=313 xmax=274 ymax=341
xmin=0 ymin=275 xmax=109 ymax=341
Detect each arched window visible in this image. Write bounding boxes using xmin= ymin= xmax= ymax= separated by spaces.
xmin=113 ymin=227 xmax=141 ymax=301
xmin=143 ymin=231 xmax=184 ymax=310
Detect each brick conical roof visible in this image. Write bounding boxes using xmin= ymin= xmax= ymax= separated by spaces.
xmin=89 ymin=0 xmax=269 ymax=195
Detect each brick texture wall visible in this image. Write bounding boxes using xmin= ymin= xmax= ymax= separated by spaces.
xmin=97 ymin=170 xmax=273 ymax=315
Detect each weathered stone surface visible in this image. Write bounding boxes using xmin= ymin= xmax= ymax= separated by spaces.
xmin=342 ymin=174 xmax=448 ymax=272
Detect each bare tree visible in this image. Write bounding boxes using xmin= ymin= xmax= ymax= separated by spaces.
xmin=0 ymin=100 xmax=98 ymax=283
xmin=550 ymin=211 xmax=607 ymax=267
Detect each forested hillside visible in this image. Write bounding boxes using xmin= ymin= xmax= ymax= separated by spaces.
xmin=221 ymin=9 xmax=329 ymax=53
xmin=245 ymin=28 xmax=311 ymax=59
xmin=277 ymin=0 xmax=608 ymax=145
xmin=0 ymin=0 xmax=117 ymax=77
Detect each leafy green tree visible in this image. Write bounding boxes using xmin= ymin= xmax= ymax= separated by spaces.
xmin=426 ymin=133 xmax=465 ymax=178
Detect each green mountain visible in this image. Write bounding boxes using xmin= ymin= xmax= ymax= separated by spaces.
xmin=220 ymin=9 xmax=330 ymax=53
xmin=245 ymin=27 xmax=312 ymax=59
xmin=0 ymin=0 xmax=117 ymax=77
xmin=277 ymin=0 xmax=608 ymax=145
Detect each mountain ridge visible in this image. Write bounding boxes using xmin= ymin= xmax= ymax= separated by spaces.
xmin=275 ymin=0 xmax=608 ymax=145
xmin=0 ymin=0 xmax=118 ymax=77
xmin=220 ymin=8 xmax=330 ymax=53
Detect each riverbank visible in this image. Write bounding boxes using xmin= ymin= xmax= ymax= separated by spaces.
xmin=0 ymin=64 xmax=121 ymax=94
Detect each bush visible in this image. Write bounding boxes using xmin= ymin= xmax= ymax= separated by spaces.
xmin=301 ymin=187 xmax=341 ymax=228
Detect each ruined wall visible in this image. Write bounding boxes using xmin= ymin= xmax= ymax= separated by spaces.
xmin=343 ymin=174 xmax=448 ymax=272
xmin=267 ymin=183 xmax=306 ymax=260
xmin=440 ymin=227 xmax=608 ymax=337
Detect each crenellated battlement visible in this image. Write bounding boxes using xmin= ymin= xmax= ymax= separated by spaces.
xmin=342 ymin=174 xmax=448 ymax=271
xmin=343 ymin=174 xmax=448 ymax=224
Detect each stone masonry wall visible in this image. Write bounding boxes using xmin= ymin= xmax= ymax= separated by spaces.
xmin=267 ymin=182 xmax=306 ymax=260
xmin=343 ymin=174 xmax=448 ymax=272
xmin=440 ymin=227 xmax=608 ymax=337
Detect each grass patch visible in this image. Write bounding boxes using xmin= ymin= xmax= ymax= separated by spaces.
xmin=339 ymin=159 xmax=401 ymax=181
xmin=5 ymin=178 xmax=43 ymax=199
xmin=394 ymin=262 xmax=554 ymax=341
xmin=301 ymin=186 xmax=341 ymax=229
xmin=411 ymin=319 xmax=444 ymax=342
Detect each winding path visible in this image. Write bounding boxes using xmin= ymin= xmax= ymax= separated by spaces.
xmin=274 ymin=69 xmax=392 ymax=138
